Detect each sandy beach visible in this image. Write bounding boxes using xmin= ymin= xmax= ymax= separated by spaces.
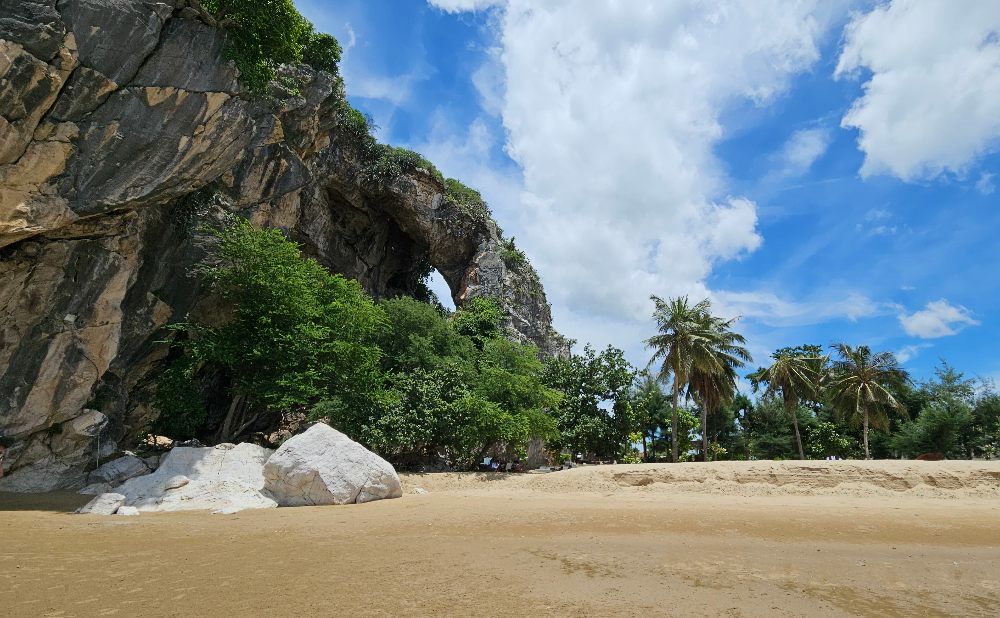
xmin=3 ymin=460 xmax=999 ymax=617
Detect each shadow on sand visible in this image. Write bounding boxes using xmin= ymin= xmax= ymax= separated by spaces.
xmin=0 ymin=490 xmax=90 ymax=513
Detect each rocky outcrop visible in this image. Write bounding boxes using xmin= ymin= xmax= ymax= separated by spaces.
xmin=115 ymin=442 xmax=277 ymax=513
xmin=76 ymin=491 xmax=125 ymax=515
xmin=0 ymin=1 xmax=568 ymax=490
xmin=263 ymin=423 xmax=402 ymax=506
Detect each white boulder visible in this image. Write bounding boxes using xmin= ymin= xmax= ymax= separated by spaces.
xmin=116 ymin=506 xmax=140 ymax=516
xmin=77 ymin=492 xmax=126 ymax=515
xmin=115 ymin=443 xmax=277 ymax=513
xmin=263 ymin=423 xmax=402 ymax=506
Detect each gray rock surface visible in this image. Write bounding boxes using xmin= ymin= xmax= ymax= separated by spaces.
xmin=88 ymin=455 xmax=149 ymax=486
xmin=0 ymin=0 xmax=568 ymax=490
xmin=263 ymin=423 xmax=402 ymax=506
xmin=77 ymin=491 xmax=125 ymax=515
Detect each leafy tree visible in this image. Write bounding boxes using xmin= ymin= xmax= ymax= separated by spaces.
xmin=748 ymin=346 xmax=826 ymax=459
xmin=377 ymin=296 xmax=475 ymax=375
xmin=201 ymin=1 xmax=342 ymax=93
xmin=890 ymin=400 xmax=974 ymax=458
xmin=686 ymin=313 xmax=751 ymax=461
xmin=630 ymin=374 xmax=673 ymax=460
xmin=544 ymin=345 xmax=637 ymax=458
xmin=827 ymin=344 xmax=910 ymax=459
xmin=453 ymin=296 xmax=504 ymax=347
xmin=645 ymin=296 xmax=717 ymax=462
xmin=158 ymin=217 xmax=384 ymax=441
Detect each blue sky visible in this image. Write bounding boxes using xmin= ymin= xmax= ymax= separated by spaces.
xmin=296 ymin=0 xmax=1000 ymax=385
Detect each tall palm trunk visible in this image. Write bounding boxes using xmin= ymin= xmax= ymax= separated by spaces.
xmin=701 ymin=405 xmax=709 ymax=462
xmin=785 ymin=392 xmax=805 ymax=459
xmin=862 ymin=409 xmax=870 ymax=460
xmin=671 ymin=377 xmax=680 ymax=463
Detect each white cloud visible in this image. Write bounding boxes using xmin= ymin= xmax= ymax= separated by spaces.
xmin=775 ymin=128 xmax=830 ymax=176
xmin=712 ymin=290 xmax=881 ymax=327
xmin=898 ymin=299 xmax=980 ymax=339
xmin=836 ymin=0 xmax=1000 ymax=180
xmin=976 ymin=172 xmax=996 ymax=195
xmin=428 ymin=0 xmax=502 ymax=13
xmin=343 ymin=23 xmax=357 ymax=52
xmin=894 ymin=343 xmax=931 ymax=364
xmin=486 ymin=0 xmax=837 ymax=335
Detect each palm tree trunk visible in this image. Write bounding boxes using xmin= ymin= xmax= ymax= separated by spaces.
xmin=671 ymin=378 xmax=680 ymax=463
xmin=702 ymin=405 xmax=708 ymax=462
xmin=790 ymin=409 xmax=804 ymax=460
xmin=642 ymin=436 xmax=647 ymax=462
xmin=785 ymin=393 xmax=805 ymax=460
xmin=863 ymin=409 xmax=870 ymax=460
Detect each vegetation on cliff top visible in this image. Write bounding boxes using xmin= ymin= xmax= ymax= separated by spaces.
xmin=201 ymin=0 xmax=342 ymax=93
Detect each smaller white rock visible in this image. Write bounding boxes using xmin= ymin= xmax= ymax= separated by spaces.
xmin=77 ymin=492 xmax=126 ymax=515
xmin=116 ymin=506 xmax=140 ymax=516
xmin=162 ymin=475 xmax=190 ymax=491
xmin=412 ymin=487 xmax=428 ymax=495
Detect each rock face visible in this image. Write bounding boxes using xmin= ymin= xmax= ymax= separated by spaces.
xmin=263 ymin=423 xmax=403 ymax=506
xmin=115 ymin=442 xmax=276 ymax=513
xmin=87 ymin=454 xmax=149 ymax=486
xmin=0 ymin=1 xmax=568 ymax=489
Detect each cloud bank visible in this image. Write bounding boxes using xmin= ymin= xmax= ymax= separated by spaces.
xmin=836 ymin=0 xmax=1000 ymax=180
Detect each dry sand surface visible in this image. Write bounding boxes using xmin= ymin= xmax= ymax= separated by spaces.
xmin=3 ymin=460 xmax=1000 ymax=617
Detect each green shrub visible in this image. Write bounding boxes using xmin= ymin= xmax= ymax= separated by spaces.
xmin=201 ymin=0 xmax=340 ymax=93
xmin=452 ymin=296 xmax=504 ymax=347
xmin=299 ymin=28 xmax=342 ymax=74
xmin=500 ymin=237 xmax=527 ymax=271
xmin=363 ymin=145 xmax=444 ymax=187
xmin=157 ymin=217 xmax=384 ymax=437
xmin=444 ymin=178 xmax=493 ymax=228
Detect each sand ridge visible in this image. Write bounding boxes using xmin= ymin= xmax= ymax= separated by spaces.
xmin=401 ymin=459 xmax=1000 ymax=500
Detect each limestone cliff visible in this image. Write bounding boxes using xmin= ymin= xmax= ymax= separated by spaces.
xmin=0 ymin=0 xmax=568 ymax=491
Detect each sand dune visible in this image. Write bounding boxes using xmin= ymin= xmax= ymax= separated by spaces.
xmin=2 ymin=460 xmax=999 ymax=616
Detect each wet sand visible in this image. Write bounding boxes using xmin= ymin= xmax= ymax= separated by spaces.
xmin=2 ymin=462 xmax=1000 ymax=617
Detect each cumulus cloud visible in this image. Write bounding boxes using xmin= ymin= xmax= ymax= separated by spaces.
xmin=485 ymin=0 xmax=835 ymax=332
xmin=898 ymin=299 xmax=980 ymax=339
xmin=775 ymin=128 xmax=830 ymax=177
xmin=836 ymin=0 xmax=1000 ymax=180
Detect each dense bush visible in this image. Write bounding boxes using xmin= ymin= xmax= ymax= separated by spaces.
xmin=201 ymin=0 xmax=342 ymax=92
xmin=157 ymin=217 xmax=384 ymax=440
xmin=543 ymin=345 xmax=637 ymax=458
xmin=444 ymin=178 xmax=494 ymax=228
xmin=321 ymin=295 xmax=560 ymax=467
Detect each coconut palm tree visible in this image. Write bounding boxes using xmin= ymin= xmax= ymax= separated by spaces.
xmin=827 ymin=343 xmax=910 ymax=459
xmin=748 ymin=347 xmax=826 ymax=460
xmin=687 ymin=314 xmax=751 ymax=462
xmin=645 ymin=296 xmax=716 ymax=462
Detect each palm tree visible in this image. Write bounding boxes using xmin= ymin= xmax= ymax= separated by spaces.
xmin=687 ymin=314 xmax=751 ymax=462
xmin=827 ymin=344 xmax=910 ymax=459
xmin=748 ymin=347 xmax=826 ymax=460
xmin=645 ymin=296 xmax=716 ymax=462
